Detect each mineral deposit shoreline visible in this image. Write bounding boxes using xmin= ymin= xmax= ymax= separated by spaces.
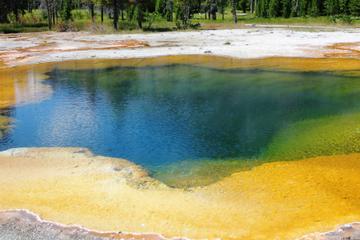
xmin=1 ymin=148 xmax=360 ymax=239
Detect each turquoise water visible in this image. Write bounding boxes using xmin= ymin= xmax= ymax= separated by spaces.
xmin=1 ymin=64 xmax=360 ymax=185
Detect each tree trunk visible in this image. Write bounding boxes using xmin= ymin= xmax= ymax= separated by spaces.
xmin=45 ymin=0 xmax=52 ymax=29
xmin=90 ymin=3 xmax=95 ymax=22
xmin=232 ymin=0 xmax=238 ymax=23
xmin=101 ymin=5 xmax=104 ymax=22
xmin=14 ymin=1 xmax=19 ymax=23
xmin=211 ymin=12 xmax=216 ymax=20
xmin=137 ymin=3 xmax=143 ymax=29
xmin=254 ymin=0 xmax=258 ymax=14
xmin=113 ymin=0 xmax=119 ymax=30
xmin=120 ymin=0 xmax=125 ymax=20
xmin=52 ymin=6 xmax=56 ymax=25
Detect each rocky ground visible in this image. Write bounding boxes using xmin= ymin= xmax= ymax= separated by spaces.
xmin=299 ymin=223 xmax=360 ymax=240
xmin=0 ymin=26 xmax=359 ymax=67
xmin=0 ymin=210 xmax=169 ymax=240
xmin=1 ymin=210 xmax=360 ymax=240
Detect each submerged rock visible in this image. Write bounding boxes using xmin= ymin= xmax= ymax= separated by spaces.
xmin=0 ymin=116 xmax=12 ymax=139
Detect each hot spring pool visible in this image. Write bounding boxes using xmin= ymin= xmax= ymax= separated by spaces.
xmin=1 ymin=63 xmax=360 ymax=186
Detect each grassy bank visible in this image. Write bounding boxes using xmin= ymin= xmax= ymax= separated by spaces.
xmin=0 ymin=23 xmax=48 ymax=33
xmin=1 ymin=10 xmax=359 ymax=34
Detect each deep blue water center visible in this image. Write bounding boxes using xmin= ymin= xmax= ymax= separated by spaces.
xmin=1 ymin=64 xmax=360 ymax=171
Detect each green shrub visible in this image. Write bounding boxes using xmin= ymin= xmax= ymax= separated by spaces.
xmin=118 ymin=21 xmax=139 ymax=30
xmin=71 ymin=9 xmax=90 ymax=20
xmin=7 ymin=10 xmax=45 ymax=24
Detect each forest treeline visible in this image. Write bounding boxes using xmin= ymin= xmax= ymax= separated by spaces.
xmin=1 ymin=0 xmax=359 ymax=30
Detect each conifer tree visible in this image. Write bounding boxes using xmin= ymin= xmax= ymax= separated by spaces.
xmin=350 ymin=0 xmax=360 ymax=15
xmin=269 ymin=0 xmax=282 ymax=17
xmin=61 ymin=0 xmax=73 ymax=21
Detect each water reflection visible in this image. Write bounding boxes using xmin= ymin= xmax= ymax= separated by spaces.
xmin=0 ymin=68 xmax=52 ymax=108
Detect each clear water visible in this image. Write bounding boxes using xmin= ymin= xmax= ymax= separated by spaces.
xmin=1 ymin=64 xmax=360 ymax=181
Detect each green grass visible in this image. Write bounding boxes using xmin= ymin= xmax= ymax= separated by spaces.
xmin=0 ymin=23 xmax=48 ymax=33
xmin=193 ymin=11 xmax=360 ymax=27
xmin=236 ymin=14 xmax=359 ymax=25
xmin=1 ymin=9 xmax=48 ymax=33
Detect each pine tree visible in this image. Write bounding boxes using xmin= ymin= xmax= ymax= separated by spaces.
xmin=61 ymin=0 xmax=73 ymax=21
xmin=269 ymin=0 xmax=282 ymax=17
xmin=350 ymin=0 xmax=360 ymax=15
xmin=325 ymin=0 xmax=340 ymax=15
xmin=256 ymin=0 xmax=269 ymax=17
xmin=310 ymin=0 xmax=319 ymax=16
xmin=113 ymin=0 xmax=119 ymax=29
xmin=282 ymin=0 xmax=292 ymax=17
xmin=232 ymin=0 xmax=238 ymax=23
